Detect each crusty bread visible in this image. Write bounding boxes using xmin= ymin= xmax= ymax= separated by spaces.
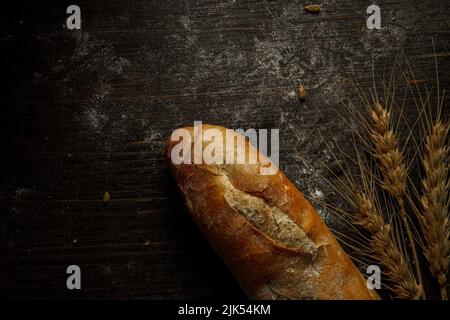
xmin=165 ymin=124 xmax=379 ymax=300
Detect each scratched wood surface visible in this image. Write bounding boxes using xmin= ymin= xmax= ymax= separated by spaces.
xmin=0 ymin=0 xmax=449 ymax=299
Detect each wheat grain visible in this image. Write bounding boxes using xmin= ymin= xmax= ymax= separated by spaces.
xmin=369 ymin=102 xmax=424 ymax=297
xmin=420 ymin=121 xmax=450 ymax=300
xmin=370 ymin=103 xmax=407 ymax=198
xmin=354 ymin=192 xmax=423 ymax=299
xmin=304 ymin=5 xmax=321 ymax=13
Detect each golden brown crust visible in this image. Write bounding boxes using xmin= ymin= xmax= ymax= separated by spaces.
xmin=165 ymin=124 xmax=379 ymax=300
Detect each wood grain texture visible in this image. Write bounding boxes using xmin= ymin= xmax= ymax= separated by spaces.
xmin=0 ymin=0 xmax=449 ymax=299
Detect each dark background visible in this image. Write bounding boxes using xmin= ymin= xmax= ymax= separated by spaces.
xmin=0 ymin=0 xmax=449 ymax=299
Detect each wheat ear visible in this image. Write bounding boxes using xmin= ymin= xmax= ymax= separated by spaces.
xmin=354 ymin=192 xmax=422 ymax=299
xmin=369 ymin=102 xmax=424 ymax=297
xmin=419 ymin=121 xmax=450 ymax=300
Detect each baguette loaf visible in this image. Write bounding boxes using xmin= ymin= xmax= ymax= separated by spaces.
xmin=165 ymin=124 xmax=379 ymax=300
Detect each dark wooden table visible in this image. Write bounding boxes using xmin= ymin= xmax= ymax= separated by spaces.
xmin=1 ymin=0 xmax=449 ymax=299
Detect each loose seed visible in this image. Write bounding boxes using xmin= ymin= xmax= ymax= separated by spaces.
xmin=103 ymin=192 xmax=110 ymax=203
xmin=304 ymin=5 xmax=321 ymax=13
xmin=297 ymin=85 xmax=307 ymax=100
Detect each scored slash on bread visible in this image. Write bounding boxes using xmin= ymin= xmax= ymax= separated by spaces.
xmin=165 ymin=124 xmax=379 ymax=300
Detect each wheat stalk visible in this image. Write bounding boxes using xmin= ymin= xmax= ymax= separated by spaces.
xmin=369 ymin=102 xmax=424 ymax=297
xmin=317 ymin=128 xmax=423 ymax=298
xmin=321 ymin=55 xmax=449 ymax=299
xmin=354 ymin=192 xmax=422 ymax=299
xmin=419 ymin=121 xmax=450 ymax=300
